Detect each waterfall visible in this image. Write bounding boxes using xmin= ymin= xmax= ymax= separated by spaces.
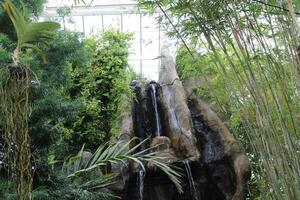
xmin=183 ymin=160 xmax=198 ymax=200
xmin=131 ymin=80 xmax=147 ymax=151
xmin=134 ymin=102 xmax=146 ymax=200
xmin=0 ymin=138 xmax=4 ymax=164
xmin=149 ymin=81 xmax=162 ymax=137
xmin=137 ymin=166 xmax=146 ymax=200
xmin=117 ymin=49 xmax=250 ymax=200
xmin=131 ymin=80 xmax=147 ymax=200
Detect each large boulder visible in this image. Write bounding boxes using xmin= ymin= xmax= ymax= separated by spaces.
xmin=110 ymin=93 xmax=134 ymax=195
xmin=147 ymin=136 xmax=178 ymax=168
xmin=158 ymin=48 xmax=200 ymax=160
xmin=187 ymin=95 xmax=250 ymax=200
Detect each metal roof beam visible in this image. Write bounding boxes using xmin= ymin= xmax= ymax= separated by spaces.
xmin=42 ymin=3 xmax=149 ymax=17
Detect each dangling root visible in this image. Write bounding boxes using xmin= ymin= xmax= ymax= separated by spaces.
xmin=0 ymin=64 xmax=33 ymax=200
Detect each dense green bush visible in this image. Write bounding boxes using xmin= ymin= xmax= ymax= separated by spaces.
xmin=0 ymin=178 xmax=114 ymax=200
xmin=69 ymin=30 xmax=133 ymax=147
xmin=26 ymin=29 xmax=134 ymax=160
xmin=0 ymin=27 xmax=134 ymax=154
xmin=0 ymin=26 xmax=134 ymax=197
xmin=0 ymin=0 xmax=136 ymax=198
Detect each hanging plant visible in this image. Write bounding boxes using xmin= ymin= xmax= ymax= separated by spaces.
xmin=0 ymin=1 xmax=59 ymax=199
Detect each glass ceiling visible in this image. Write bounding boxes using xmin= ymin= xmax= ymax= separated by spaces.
xmin=42 ymin=0 xmax=177 ymax=80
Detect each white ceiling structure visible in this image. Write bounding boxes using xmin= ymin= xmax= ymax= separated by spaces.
xmin=42 ymin=0 xmax=178 ymax=80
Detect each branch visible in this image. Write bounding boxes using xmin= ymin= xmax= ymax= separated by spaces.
xmin=154 ymin=1 xmax=195 ymax=60
xmin=252 ymin=0 xmax=300 ymax=16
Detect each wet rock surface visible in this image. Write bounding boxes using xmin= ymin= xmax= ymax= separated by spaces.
xmin=109 ymin=93 xmax=134 ymax=196
xmin=126 ymin=161 xmax=230 ymax=200
xmin=111 ymin=48 xmax=250 ymax=200
xmin=147 ymin=136 xmax=178 ymax=168
xmin=158 ymin=48 xmax=200 ymax=160
xmin=188 ymin=97 xmax=250 ymax=200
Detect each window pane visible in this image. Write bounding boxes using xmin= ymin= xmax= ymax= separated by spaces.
xmin=84 ymin=15 xmax=103 ymax=36
xmin=103 ymin=15 xmax=121 ymax=29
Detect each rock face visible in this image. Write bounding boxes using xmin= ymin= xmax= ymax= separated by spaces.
xmin=148 ymin=136 xmax=178 ymax=166
xmin=188 ymin=97 xmax=250 ymax=199
xmin=110 ymin=93 xmax=134 ymax=196
xmin=158 ymin=48 xmax=200 ymax=160
xmin=111 ymin=48 xmax=250 ymax=200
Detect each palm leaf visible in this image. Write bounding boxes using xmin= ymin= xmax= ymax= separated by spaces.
xmin=2 ymin=0 xmax=60 ymax=56
xmin=78 ymin=173 xmax=117 ymax=190
xmin=2 ymin=0 xmax=26 ymax=48
xmin=22 ymin=22 xmax=60 ymax=46
xmin=64 ymin=138 xmax=183 ymax=193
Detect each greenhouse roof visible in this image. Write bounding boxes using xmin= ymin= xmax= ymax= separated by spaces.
xmin=42 ymin=0 xmax=177 ymax=80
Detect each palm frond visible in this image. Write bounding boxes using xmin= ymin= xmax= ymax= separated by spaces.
xmin=2 ymin=0 xmax=60 ymax=55
xmin=78 ymin=173 xmax=117 ymax=190
xmin=2 ymin=0 xmax=26 ymax=47
xmin=22 ymin=22 xmax=60 ymax=46
xmin=64 ymin=138 xmax=183 ymax=193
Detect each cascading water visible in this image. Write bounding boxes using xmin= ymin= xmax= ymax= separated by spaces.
xmin=149 ymin=81 xmax=162 ymax=137
xmin=131 ymin=80 xmax=147 ymax=200
xmin=131 ymin=80 xmax=165 ymax=200
xmin=137 ymin=166 xmax=146 ymax=200
xmin=183 ymin=160 xmax=198 ymax=200
xmin=0 ymin=138 xmax=4 ymax=164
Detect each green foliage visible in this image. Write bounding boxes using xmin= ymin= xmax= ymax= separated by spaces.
xmin=0 ymin=179 xmax=115 ymax=200
xmin=0 ymin=1 xmax=135 ymax=199
xmin=27 ymin=29 xmax=134 ymax=164
xmin=0 ymin=1 xmax=60 ymax=199
xmin=175 ymin=46 xmax=229 ymax=113
xmin=0 ymin=33 xmax=13 ymax=66
xmin=28 ymin=30 xmax=91 ymax=158
xmin=69 ymin=29 xmax=133 ymax=147
xmin=32 ymin=186 xmax=116 ymax=200
xmin=109 ymin=67 xmax=135 ymax=138
xmin=21 ymin=29 xmax=134 ymax=165
xmin=56 ymin=6 xmax=71 ymax=18
xmin=11 ymin=0 xmax=46 ymax=16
